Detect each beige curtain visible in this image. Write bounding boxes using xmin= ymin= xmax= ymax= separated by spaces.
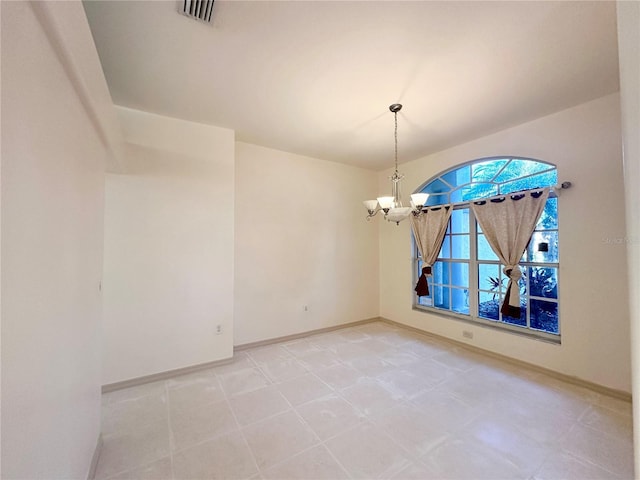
xmin=471 ymin=188 xmax=550 ymax=317
xmin=410 ymin=206 xmax=452 ymax=297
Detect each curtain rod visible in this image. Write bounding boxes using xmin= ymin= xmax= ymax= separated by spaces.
xmin=419 ymin=182 xmax=572 ymax=211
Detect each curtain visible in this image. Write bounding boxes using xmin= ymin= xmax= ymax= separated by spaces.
xmin=410 ymin=206 xmax=452 ymax=297
xmin=471 ymin=188 xmax=550 ymax=318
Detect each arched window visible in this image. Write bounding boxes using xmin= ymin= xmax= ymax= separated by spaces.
xmin=413 ymin=157 xmax=560 ymax=340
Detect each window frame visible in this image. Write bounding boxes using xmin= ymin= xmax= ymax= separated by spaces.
xmin=412 ymin=157 xmax=560 ymax=343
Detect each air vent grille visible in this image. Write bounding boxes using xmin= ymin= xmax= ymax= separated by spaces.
xmin=181 ymin=0 xmax=214 ymax=23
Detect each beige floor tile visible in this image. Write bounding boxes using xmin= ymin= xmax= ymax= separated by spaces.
xmin=357 ymin=337 xmax=397 ymax=355
xmin=369 ymin=403 xmax=453 ymax=457
xmin=488 ymin=392 xmax=578 ymax=446
xmin=459 ymin=416 xmax=553 ymax=476
xmin=104 ymin=457 xmax=173 ymax=480
xmin=282 ymin=339 xmax=324 ymax=357
xmin=578 ymin=404 xmax=633 ymax=441
xmin=297 ymin=349 xmax=342 ymax=371
xmin=166 ymin=368 xmax=218 ymax=389
xmin=437 ymin=370 xmax=506 ymax=407
xmin=172 ymin=430 xmax=258 ymax=480
xmin=295 ymin=394 xmax=365 ymax=441
xmin=247 ymin=344 xmax=293 ymax=364
xmin=168 ymin=375 xmax=226 ymax=413
xmin=533 ymin=451 xmax=623 ymax=480
xmin=376 ymin=367 xmax=433 ymax=399
xmin=409 ymin=387 xmax=482 ymax=432
xmin=344 ymin=354 xmax=397 ymax=377
xmin=95 ymin=423 xmax=171 ymax=480
xmin=337 ymin=328 xmax=371 ymax=343
xmin=169 ymin=398 xmax=238 ymax=451
xmin=390 ymin=462 xmax=441 ymax=480
xmin=402 ymin=357 xmax=457 ymax=387
xmin=324 ymin=422 xmax=413 ymax=479
xmin=102 ymin=381 xmax=166 ymax=405
xmin=562 ymin=423 xmax=634 ymax=478
xmin=256 ymin=356 xmax=308 ymax=383
xmin=373 ymin=330 xmax=417 ymax=347
xmin=331 ymin=342 xmax=375 ymax=362
xmin=498 ymin=375 xmax=590 ymax=419
xmin=422 ymin=435 xmax=525 ymax=479
xmin=102 ymin=391 xmax=168 ymax=435
xmin=100 ymin=321 xmax=634 ymax=480
xmin=230 ymin=385 xmax=291 ymax=426
xmin=340 ymin=378 xmax=401 ymax=415
xmin=401 ymin=338 xmax=451 ymax=359
xmin=262 ymin=445 xmax=350 ymax=480
xmin=307 ymin=332 xmax=349 ymax=350
xmin=218 ymin=367 xmax=271 ymax=397
xmin=314 ymin=363 xmax=365 ymax=390
xmin=431 ymin=349 xmax=483 ymax=372
xmin=242 ymin=411 xmax=319 ymax=470
xmin=277 ymin=373 xmax=333 ymax=406
xmin=377 ymin=348 xmax=421 ymax=367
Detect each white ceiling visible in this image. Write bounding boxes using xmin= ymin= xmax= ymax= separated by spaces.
xmin=83 ymin=0 xmax=619 ymax=171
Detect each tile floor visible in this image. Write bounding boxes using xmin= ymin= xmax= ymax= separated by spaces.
xmin=95 ymin=321 xmax=634 ymax=480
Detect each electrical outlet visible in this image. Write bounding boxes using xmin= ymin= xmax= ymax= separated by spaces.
xmin=215 ymin=324 xmax=223 ymax=335
xmin=462 ymin=330 xmax=473 ymax=339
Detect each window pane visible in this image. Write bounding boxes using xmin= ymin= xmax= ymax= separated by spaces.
xmin=527 ymin=231 xmax=559 ymax=263
xmin=432 ymin=262 xmax=450 ymax=285
xmin=442 ymin=166 xmax=470 ymax=188
xmin=499 ymin=170 xmax=558 ymax=195
xmin=434 ymin=286 xmax=450 ymax=310
xmin=461 ymin=183 xmax=498 ymax=202
xmin=530 ymin=299 xmax=559 ymax=333
xmin=451 ymin=262 xmax=469 ymax=288
xmin=421 ymin=178 xmax=451 ymax=196
xmin=439 ymin=236 xmax=451 ymax=259
xmin=528 ymin=267 xmax=558 ymax=299
xmin=478 ymin=291 xmax=499 ymax=320
xmin=502 ymin=306 xmax=527 ymax=327
xmin=478 ymin=263 xmax=501 ymax=291
xmin=450 ymin=209 xmax=469 ymax=234
xmin=425 ymin=193 xmax=449 ymax=207
xmin=451 ymin=235 xmax=470 ymax=259
xmin=538 ymin=197 xmax=558 ymax=230
xmin=494 ymin=159 xmax=553 ymax=183
xmin=418 ymin=296 xmax=432 ymax=307
xmin=471 ymin=159 xmax=509 ymax=182
xmin=452 ymin=288 xmax=470 ymax=314
xmin=477 ymin=234 xmax=499 ymax=261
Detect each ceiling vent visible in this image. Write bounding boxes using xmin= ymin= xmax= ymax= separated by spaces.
xmin=180 ymin=0 xmax=214 ymax=24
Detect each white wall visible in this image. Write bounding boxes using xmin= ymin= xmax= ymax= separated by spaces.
xmin=616 ymin=0 xmax=640 ymax=474
xmin=379 ymin=93 xmax=631 ymax=393
xmin=102 ymin=108 xmax=235 ymax=385
xmin=1 ymin=2 xmax=113 ymax=477
xmin=234 ymin=142 xmax=379 ymax=345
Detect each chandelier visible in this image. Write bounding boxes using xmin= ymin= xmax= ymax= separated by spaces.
xmin=363 ymin=104 xmax=429 ymax=225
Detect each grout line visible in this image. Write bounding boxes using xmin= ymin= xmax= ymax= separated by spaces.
xmin=165 ymin=381 xmax=175 ymax=480
xmin=218 ymin=375 xmax=263 ymax=478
